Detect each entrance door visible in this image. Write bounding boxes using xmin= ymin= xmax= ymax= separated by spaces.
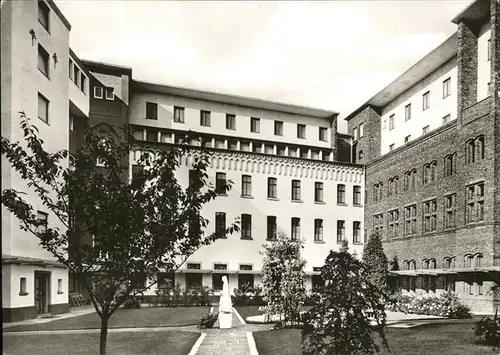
xmin=35 ymin=272 xmax=49 ymax=315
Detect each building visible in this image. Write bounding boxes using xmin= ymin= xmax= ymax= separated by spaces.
xmin=1 ymin=0 xmax=89 ymax=322
xmin=346 ymin=0 xmax=499 ymax=313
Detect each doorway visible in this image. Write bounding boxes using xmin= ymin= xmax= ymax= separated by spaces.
xmin=35 ymin=271 xmax=50 ymax=315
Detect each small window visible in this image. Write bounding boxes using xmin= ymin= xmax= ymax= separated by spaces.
xmin=422 ymin=125 xmax=429 ymax=134
xmin=389 ymin=144 xmax=394 ymax=151
xmin=38 ymin=93 xmax=49 ymax=123
xmin=252 ymin=143 xmax=263 ymax=153
xmin=250 ymin=117 xmax=260 ymax=133
xmin=105 ymin=88 xmax=114 ymax=100
xmin=297 ymin=124 xmax=306 ymax=139
xmin=36 ymin=210 xmax=48 ymax=233
xmin=405 ymin=104 xmax=411 ymax=121
xmin=319 ymin=127 xmax=328 ymax=141
xmin=336 ymin=220 xmax=345 ymax=243
xmin=265 ymin=144 xmax=274 ymax=155
xmin=443 ymin=77 xmax=451 ymax=98
xmin=241 ymin=175 xmax=252 ymax=197
xmin=240 ymin=264 xmax=253 ymax=271
xmin=174 ymin=106 xmax=185 ymax=123
xmin=146 ymin=102 xmax=158 ymax=120
xmin=132 ymin=128 xmax=143 ymax=141
xmin=358 ymin=150 xmax=364 ymax=159
xmin=241 ymin=214 xmax=252 ymax=239
xmin=353 ymin=127 xmax=358 ymax=141
xmin=291 ymin=180 xmax=301 ymax=201
xmin=200 ymin=110 xmax=211 ymax=127
xmin=314 ymin=182 xmax=323 ymax=203
xmin=267 ymin=216 xmax=277 ymax=240
xmin=389 ymin=114 xmax=395 ymax=130
xmin=38 ymin=0 xmax=50 ymax=31
xmin=215 ymin=212 xmax=226 ymax=237
xmin=187 ymin=263 xmax=201 ymax=270
xmin=274 ymin=121 xmax=283 ymax=136
xmin=214 ymin=139 xmax=225 ymax=149
xmin=353 ymin=221 xmax=361 ymax=243
xmin=73 ymin=66 xmax=80 ymax=87
xmin=80 ymin=74 xmax=86 ymax=93
xmin=228 ymin=140 xmax=238 ymax=150
xmin=240 ymin=141 xmax=250 ymax=152
xmin=337 ymin=184 xmax=345 ymax=204
xmin=422 ymin=91 xmax=430 ymax=110
xmin=487 ymin=38 xmax=491 ymax=61
xmin=94 ymin=86 xmax=103 ymax=99
xmin=443 ymin=114 xmax=451 ymax=124
xmin=146 ymin=129 xmax=158 ymax=142
xmin=38 ymin=44 xmax=50 ymax=77
xmin=277 ymin=145 xmax=286 ymax=156
xmin=215 ymin=172 xmax=226 ymax=194
xmin=300 ymin=148 xmax=309 ymax=159
xmin=291 ymin=217 xmax=300 ymax=240
xmin=404 ymin=135 xmax=411 ymax=143
xmin=69 ymin=60 xmax=73 ymax=79
xmin=20 ymin=277 xmax=27 ymax=295
xmin=57 ymin=279 xmax=63 ymax=294
xmin=314 ymin=219 xmax=323 ymax=242
xmin=267 ymin=177 xmax=277 ymax=199
xmin=353 ymin=186 xmax=361 ymax=205
xmin=358 ymin=123 xmax=363 ymax=138
xmin=226 ymin=114 xmax=235 ymax=130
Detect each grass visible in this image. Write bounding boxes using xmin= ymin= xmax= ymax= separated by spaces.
xmin=253 ymin=322 xmax=496 ymax=355
xmin=235 ymin=305 xmax=312 ymax=323
xmin=5 ymin=307 xmax=209 ymax=332
xmin=4 ymin=330 xmax=200 ymax=355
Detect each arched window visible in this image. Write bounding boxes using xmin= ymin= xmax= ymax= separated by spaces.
xmin=411 ymin=169 xmax=417 ymax=189
xmin=410 ymin=260 xmax=416 ymax=270
xmin=379 ymin=182 xmax=384 ymax=201
xmin=388 ymin=178 xmax=393 ymax=196
xmin=466 ymin=139 xmax=475 ymax=164
xmin=475 ymin=135 xmax=484 ymax=161
xmin=422 ymin=259 xmax=429 ymax=269
xmin=429 ymin=258 xmax=436 ymax=269
xmin=474 ymin=254 xmax=483 ymax=267
xmin=404 ymin=171 xmax=411 ymax=191
xmin=464 ymin=254 xmax=473 ymax=268
xmin=423 ymin=164 xmax=429 ymax=184
xmin=394 ymin=176 xmax=399 ymax=194
xmin=430 ymin=161 xmax=437 ymax=182
xmin=404 ymin=260 xmax=410 ymax=270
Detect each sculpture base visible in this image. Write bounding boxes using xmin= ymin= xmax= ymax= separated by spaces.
xmin=219 ymin=311 xmax=232 ymax=329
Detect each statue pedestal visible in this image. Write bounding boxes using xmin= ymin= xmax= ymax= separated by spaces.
xmin=219 ymin=310 xmax=232 ymax=329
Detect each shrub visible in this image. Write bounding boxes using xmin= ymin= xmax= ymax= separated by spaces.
xmin=233 ymin=284 xmax=265 ymax=306
xmin=123 ymin=297 xmax=141 ymax=309
xmin=363 ymin=233 xmax=389 ymax=295
xmin=199 ymin=312 xmax=218 ymax=328
xmin=475 ymin=308 xmax=500 ymax=347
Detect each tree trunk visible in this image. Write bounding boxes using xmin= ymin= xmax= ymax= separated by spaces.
xmin=99 ymin=315 xmax=109 ymax=355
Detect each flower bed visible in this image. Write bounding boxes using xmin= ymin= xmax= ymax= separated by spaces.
xmin=386 ymin=291 xmax=471 ymax=319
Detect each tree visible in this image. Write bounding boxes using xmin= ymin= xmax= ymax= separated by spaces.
xmin=1 ymin=114 xmax=239 ymax=354
xmin=363 ymin=233 xmax=389 ymax=294
xmin=260 ymin=230 xmax=306 ymax=328
xmin=301 ymin=247 xmax=389 ymax=355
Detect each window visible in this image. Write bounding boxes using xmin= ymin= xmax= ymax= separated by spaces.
xmin=288 ymin=146 xmax=297 ymax=157
xmin=274 ymin=121 xmax=283 ymax=136
xmin=36 ymin=210 xmax=48 ymax=233
xmin=423 ymin=199 xmax=437 ymax=233
xmin=38 ymin=0 xmax=50 ymax=30
xmin=358 ymin=123 xmax=363 ymax=138
xmin=358 ymin=150 xmax=364 ymax=159
xmin=291 ymin=217 xmax=300 ymax=240
xmin=353 ymin=186 xmax=361 ymax=205
xmin=57 ymin=279 xmax=63 ymax=294
xmin=314 ymin=182 xmax=324 ymax=203
xmin=336 ymin=220 xmax=345 ymax=243
xmin=174 ymin=107 xmax=185 ymax=123
xmin=200 ymin=110 xmax=211 ymax=127
xmin=488 ymin=38 xmax=491 ymax=61
xmin=443 ymin=77 xmax=451 ymax=98
xmin=337 ymin=184 xmax=346 ymax=204
xmin=132 ymin=128 xmax=143 ymax=141
xmin=20 ymin=277 xmax=27 ymax=295
xmin=319 ymin=127 xmax=328 ymax=141
xmin=241 ymin=175 xmax=252 ymax=197
xmin=405 ymin=104 xmax=411 ymax=121
xmin=297 ymin=124 xmax=306 ymax=139
xmin=214 ymin=139 xmax=224 ymax=149
xmin=422 ymin=125 xmax=429 ymax=135
xmin=201 ymin=137 xmax=212 ymax=148
xmin=267 ymin=216 xmax=277 ymax=240
xmin=37 ymin=93 xmax=49 ymax=123
xmin=267 ymin=177 xmax=277 ymax=199
xmin=228 ymin=140 xmax=238 ymax=150
xmin=388 ymin=209 xmax=399 ymax=238
xmin=443 ymin=114 xmax=451 ymax=124
xmin=80 ymin=74 xmax=86 ymax=92
xmin=215 ymin=212 xmax=226 ymax=237
xmin=373 ymin=214 xmax=384 ymax=237
xmin=322 ymin=150 xmax=330 ymax=161
xmin=291 ymin=180 xmax=301 ymax=201
xmin=404 ymin=205 xmax=417 ymax=236
xmin=444 ymin=153 xmax=457 ymax=177
xmin=146 ymin=129 xmax=158 ymax=142
xmin=146 ymin=102 xmax=158 ymax=120
xmin=389 ymin=114 xmax=395 ymax=130
xmin=373 ymin=183 xmax=384 ymax=202
xmin=466 ymin=139 xmax=475 ymax=164
xmin=38 ymin=44 xmax=49 ymax=77
xmin=475 ymin=136 xmax=485 ymax=162
xmin=389 ymin=144 xmax=394 ymax=151
xmin=444 ymin=194 xmax=456 ymax=229
xmin=300 ymin=148 xmax=309 ymax=159
xmin=265 ymin=144 xmax=274 ymax=155
xmin=353 ymin=222 xmax=361 ymax=243
xmin=277 ymin=145 xmax=286 ymax=156
xmin=215 ymin=172 xmax=226 ymax=195
xmin=226 ymin=114 xmax=235 ymax=130
xmin=252 ymin=143 xmax=262 ymax=153
xmin=250 ymin=117 xmax=260 ymax=133
xmin=314 ymin=219 xmax=323 ymax=242
xmin=388 ymin=176 xmax=399 ymax=196
xmin=466 ymin=182 xmax=484 ymax=223
xmin=464 ymin=254 xmax=473 ymax=268
xmin=423 ymin=161 xmax=437 ymax=184
xmin=404 ymin=135 xmax=411 ymax=144
xmin=353 ymin=127 xmax=358 ymax=141
xmin=94 ymin=86 xmax=103 ymax=99
xmin=105 ymin=88 xmax=114 ymax=100
xmin=241 ymin=214 xmax=252 ymax=239
xmin=422 ymin=91 xmax=430 ymax=110
xmin=311 ymin=149 xmax=320 ymax=160
xmin=73 ymin=66 xmax=80 ymax=87
xmin=187 ymin=263 xmax=201 ymax=270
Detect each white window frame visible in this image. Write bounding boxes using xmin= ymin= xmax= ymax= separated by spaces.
xmin=94 ymin=86 xmax=103 ymax=99
xmin=105 ymin=88 xmax=114 ymax=100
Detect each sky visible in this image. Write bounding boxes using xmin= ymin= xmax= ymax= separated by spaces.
xmin=55 ymin=0 xmax=470 ymax=133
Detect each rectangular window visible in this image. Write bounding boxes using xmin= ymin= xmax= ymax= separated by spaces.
xmin=389 ymin=114 xmax=395 ymax=130
xmin=422 ymin=199 xmax=437 ymax=233
xmin=444 ymin=194 xmax=456 ymax=229
xmin=353 ymin=127 xmax=358 ymax=141
xmin=466 ymin=182 xmax=485 ymax=224
xmin=311 ymin=149 xmax=320 ymax=160
xmin=105 ymin=88 xmax=114 ymax=100
xmin=38 ymin=93 xmax=49 ymax=123
xmin=373 ymin=213 xmax=384 ymax=237
xmin=265 ymin=144 xmax=274 ymax=154
xmin=353 ymin=185 xmax=361 ymax=205
xmin=291 ymin=180 xmax=301 ymax=201
xmin=267 ymin=216 xmax=277 ymax=240
xmin=405 ymin=104 xmax=411 ymax=121
xmin=443 ymin=77 xmax=451 ymax=98
xmin=241 ymin=214 xmax=252 ymax=239
xmin=201 ymin=137 xmax=212 ymax=148
xmin=224 ymin=113 xmax=235 ymax=130
xmin=314 ymin=182 xmax=324 ymax=203
xmin=404 ymin=135 xmax=411 ymax=144
xmin=69 ymin=60 xmax=73 ymax=79
xmin=297 ymin=124 xmax=306 ymax=139
xmin=173 ymin=106 xmax=185 ymax=123
xmin=422 ymin=125 xmax=429 ymax=134
xmin=336 ymin=220 xmax=345 ymax=243
xmin=442 ymin=114 xmax=451 ymax=125
xmin=358 ymin=123 xmax=363 ymax=138
xmin=252 ymin=143 xmax=262 ymax=153
xmin=277 ymin=145 xmax=286 ymax=156
xmin=187 ymin=263 xmax=201 ymax=270
xmin=422 ymin=91 xmax=430 ymax=110
xmin=214 ymin=139 xmax=225 ymax=149
xmin=132 ymin=128 xmax=144 ymax=141
xmin=57 ymin=279 xmax=63 ymax=294
xmin=241 ymin=175 xmax=252 ymax=197
xmin=267 ymin=177 xmax=277 ymax=199
xmin=146 ymin=102 xmax=158 ymax=120
xmin=200 ymin=110 xmax=211 ymax=127
xmin=36 ymin=210 xmax=48 ymax=233
xmin=38 ymin=44 xmax=49 ymax=77
xmin=250 ymin=117 xmax=260 ymax=133
xmin=73 ymin=66 xmax=80 ymax=87
xmin=20 ymin=277 xmax=27 ymax=295
xmin=94 ymin=86 xmax=103 ymax=99
xmin=353 ymin=221 xmax=361 ymax=243
xmin=319 ymin=127 xmax=328 ymax=141
xmin=337 ymin=184 xmax=346 ymax=204
xmin=146 ymin=129 xmax=158 ymax=142
xmin=314 ymin=219 xmax=323 ymax=242
xmin=389 ymin=144 xmax=395 ymax=151
xmin=80 ymin=74 xmax=86 ymax=93
xmin=228 ymin=140 xmax=238 ymax=150
xmin=289 ymin=146 xmax=297 ymax=157
xmin=38 ymin=0 xmax=50 ymax=30
xmin=404 ymin=205 xmax=417 ymax=236
xmin=215 ymin=212 xmax=226 ymax=237
xmin=291 ymin=217 xmax=300 ymax=240
xmin=487 ymin=38 xmax=491 ymax=61
xmin=300 ymin=148 xmax=309 ymax=159
xmin=274 ymin=121 xmax=283 ymax=136
xmin=215 ymin=172 xmax=226 ymax=194
xmin=388 ymin=209 xmax=400 ymax=238
xmin=240 ymin=141 xmax=250 ymax=152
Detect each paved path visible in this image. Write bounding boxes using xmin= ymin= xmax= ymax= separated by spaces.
xmin=2 ymin=305 xmax=96 ymax=329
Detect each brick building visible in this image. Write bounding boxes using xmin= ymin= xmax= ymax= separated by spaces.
xmin=346 ymin=0 xmax=500 ymax=313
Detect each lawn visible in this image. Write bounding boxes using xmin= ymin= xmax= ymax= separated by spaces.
xmin=253 ymin=322 xmax=495 ymax=355
xmin=4 ymin=330 xmax=200 ymax=355
xmin=5 ymin=307 xmax=208 ymax=332
xmin=235 ymin=306 xmax=312 ymax=323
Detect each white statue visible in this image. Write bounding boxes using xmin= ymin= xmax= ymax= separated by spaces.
xmin=218 ymin=276 xmax=232 ymax=328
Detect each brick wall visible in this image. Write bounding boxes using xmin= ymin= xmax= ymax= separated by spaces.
xmin=347 ymin=106 xmax=381 ymax=165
